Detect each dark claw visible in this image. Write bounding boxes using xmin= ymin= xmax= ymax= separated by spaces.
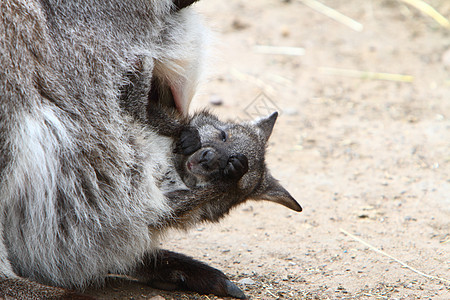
xmin=225 ymin=279 xmax=247 ymax=299
xmin=178 ymin=127 xmax=201 ymax=155
xmin=137 ymin=250 xmax=246 ymax=299
xmin=224 ymin=153 xmax=249 ymax=180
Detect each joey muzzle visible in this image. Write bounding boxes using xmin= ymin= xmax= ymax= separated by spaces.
xmin=186 ymin=148 xmax=223 ymax=179
xmin=186 ymin=148 xmax=249 ymax=180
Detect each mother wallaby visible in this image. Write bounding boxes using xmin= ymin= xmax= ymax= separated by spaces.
xmin=0 ymin=0 xmax=301 ymax=299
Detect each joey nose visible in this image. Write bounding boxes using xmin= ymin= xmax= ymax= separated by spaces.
xmin=198 ymin=149 xmax=219 ymax=169
xmin=199 ymin=149 xmax=214 ymax=163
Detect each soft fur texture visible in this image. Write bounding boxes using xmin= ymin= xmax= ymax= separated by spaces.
xmin=0 ymin=0 xmax=207 ymax=295
xmin=0 ymin=1 xmax=300 ymax=299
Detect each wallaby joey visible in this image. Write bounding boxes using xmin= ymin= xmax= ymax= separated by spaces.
xmin=147 ymin=106 xmax=303 ymax=226
xmin=133 ymin=106 xmax=302 ymax=299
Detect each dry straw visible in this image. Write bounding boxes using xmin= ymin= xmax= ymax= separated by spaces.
xmin=399 ymin=0 xmax=450 ymax=28
xmin=340 ymin=228 xmax=450 ymax=285
xmin=320 ymin=67 xmax=415 ymax=83
xmin=254 ymin=45 xmax=305 ymax=56
xmin=299 ymin=0 xmax=364 ymax=32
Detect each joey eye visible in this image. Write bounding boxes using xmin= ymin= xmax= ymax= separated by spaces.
xmin=220 ymin=130 xmax=227 ymax=142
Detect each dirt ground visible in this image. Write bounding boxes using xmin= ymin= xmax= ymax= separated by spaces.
xmin=87 ymin=0 xmax=450 ymax=299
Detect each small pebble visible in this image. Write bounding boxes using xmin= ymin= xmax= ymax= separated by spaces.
xmin=283 ymin=107 xmax=298 ymax=116
xmin=209 ymin=95 xmax=223 ymax=106
xmin=280 ymin=26 xmax=290 ymax=37
xmin=231 ymin=18 xmax=249 ymax=30
xmin=238 ymin=278 xmax=256 ymax=285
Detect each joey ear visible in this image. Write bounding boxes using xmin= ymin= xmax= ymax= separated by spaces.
xmin=173 ymin=0 xmax=199 ymax=11
xmin=253 ymin=112 xmax=278 ymax=142
xmin=253 ymin=173 xmax=302 ymax=212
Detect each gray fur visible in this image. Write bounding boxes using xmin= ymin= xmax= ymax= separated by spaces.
xmin=0 ymin=0 xmax=300 ymax=298
xmin=0 ymin=0 xmax=206 ymax=296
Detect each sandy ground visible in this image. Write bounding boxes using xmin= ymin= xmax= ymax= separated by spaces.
xmin=87 ymin=0 xmax=450 ymax=299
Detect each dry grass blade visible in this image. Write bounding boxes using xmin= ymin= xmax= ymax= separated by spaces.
xmin=320 ymin=67 xmax=414 ymax=82
xmin=254 ymin=45 xmax=305 ymax=56
xmin=363 ymin=293 xmax=388 ymax=300
xmin=340 ymin=228 xmax=450 ymax=284
xmin=267 ymin=73 xmax=293 ymax=86
xmin=399 ymin=0 xmax=450 ymax=28
xmin=299 ymin=0 xmax=363 ymax=32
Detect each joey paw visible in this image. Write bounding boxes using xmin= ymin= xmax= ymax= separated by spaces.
xmin=224 ymin=153 xmax=249 ymax=180
xmin=178 ymin=127 xmax=201 ymax=155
